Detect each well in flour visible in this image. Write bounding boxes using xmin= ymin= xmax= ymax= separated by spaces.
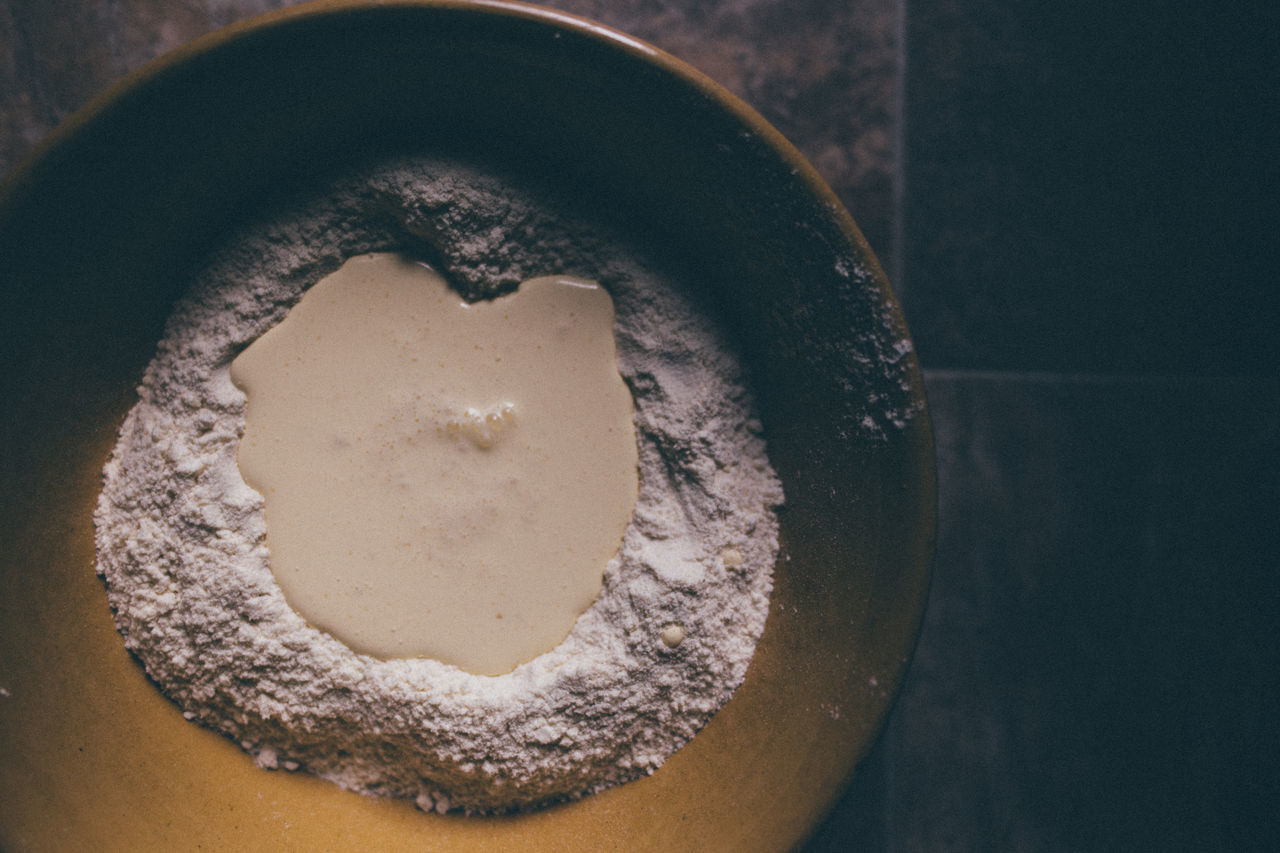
xmin=94 ymin=155 xmax=783 ymax=814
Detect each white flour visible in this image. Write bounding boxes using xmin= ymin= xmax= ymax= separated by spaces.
xmin=94 ymin=156 xmax=783 ymax=814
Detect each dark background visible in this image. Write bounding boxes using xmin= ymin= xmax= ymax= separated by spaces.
xmin=3 ymin=1 xmax=1276 ymax=848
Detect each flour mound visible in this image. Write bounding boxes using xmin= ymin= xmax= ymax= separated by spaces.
xmin=94 ymin=156 xmax=783 ymax=813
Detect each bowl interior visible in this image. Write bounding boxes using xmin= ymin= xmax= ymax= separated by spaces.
xmin=0 ymin=2 xmax=934 ymax=849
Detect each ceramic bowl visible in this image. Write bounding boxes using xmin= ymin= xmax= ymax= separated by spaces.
xmin=0 ymin=2 xmax=934 ymax=848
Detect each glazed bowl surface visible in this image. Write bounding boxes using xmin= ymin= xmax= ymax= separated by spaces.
xmin=0 ymin=2 xmax=934 ymax=849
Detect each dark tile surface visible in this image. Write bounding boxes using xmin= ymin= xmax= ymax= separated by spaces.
xmin=888 ymin=372 xmax=1280 ymax=851
xmin=901 ymin=0 xmax=1277 ymax=375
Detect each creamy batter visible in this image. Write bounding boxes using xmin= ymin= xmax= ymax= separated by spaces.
xmin=230 ymin=253 xmax=638 ymax=675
